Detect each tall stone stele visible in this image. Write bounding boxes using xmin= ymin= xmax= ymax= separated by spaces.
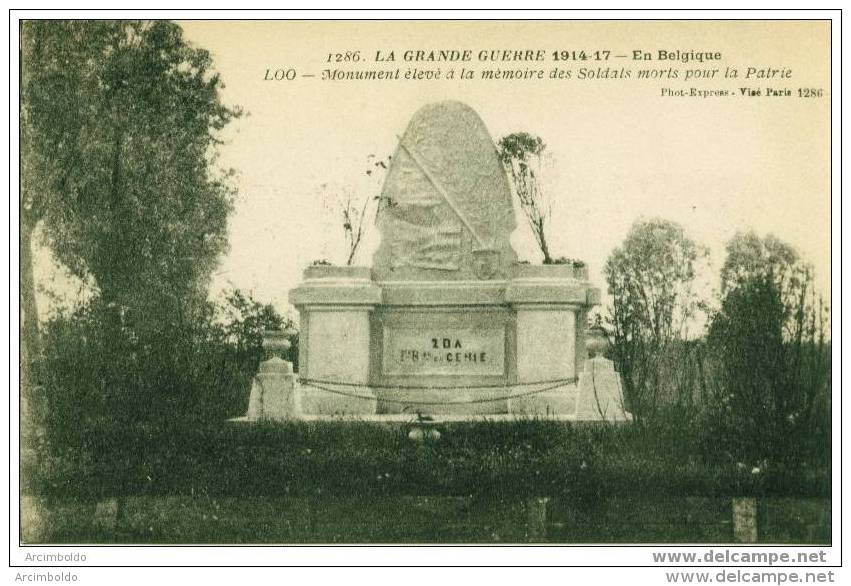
xmin=289 ymin=101 xmax=630 ymax=420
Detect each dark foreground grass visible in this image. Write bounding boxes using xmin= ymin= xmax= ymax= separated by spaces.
xmin=27 ymin=418 xmax=830 ymax=501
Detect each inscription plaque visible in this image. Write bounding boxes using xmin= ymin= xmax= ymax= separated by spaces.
xmin=382 ymin=326 xmax=505 ymax=376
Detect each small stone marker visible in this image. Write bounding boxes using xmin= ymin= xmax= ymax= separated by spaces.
xmin=244 ymin=330 xmax=299 ymax=421
xmin=576 ymin=356 xmax=632 ymax=421
xmin=526 ymin=497 xmax=549 ymax=543
xmin=733 ymin=497 xmax=759 ymax=543
xmin=93 ymin=498 xmax=119 ymax=534
xmin=20 ymin=496 xmax=46 ymax=543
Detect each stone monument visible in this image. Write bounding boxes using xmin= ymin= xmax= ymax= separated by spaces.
xmin=248 ymin=100 xmax=630 ymax=421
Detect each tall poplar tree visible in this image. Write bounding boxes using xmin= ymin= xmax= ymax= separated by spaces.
xmin=21 ymin=20 xmax=239 ymax=398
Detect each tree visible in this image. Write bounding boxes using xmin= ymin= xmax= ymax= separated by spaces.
xmin=708 ymin=232 xmax=829 ymax=461
xmin=720 ymin=232 xmax=810 ymax=317
xmin=604 ymin=218 xmax=708 ymax=421
xmin=21 ymin=21 xmax=239 ymax=373
xmin=342 ymin=154 xmax=391 ymax=265
xmin=217 ymin=288 xmax=297 ymax=367
xmin=497 ymin=132 xmax=553 ymax=264
xmin=21 ymin=21 xmax=241 ymax=430
xmin=314 ymin=154 xmax=393 ymax=266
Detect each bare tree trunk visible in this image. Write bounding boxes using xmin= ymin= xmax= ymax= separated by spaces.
xmin=538 ymin=222 xmax=553 ymax=264
xmin=20 ymin=217 xmax=41 ymax=387
xmin=20 ymin=216 xmax=44 ymax=489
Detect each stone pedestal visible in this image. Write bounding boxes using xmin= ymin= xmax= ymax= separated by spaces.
xmin=505 ymin=265 xmax=596 ymax=417
xmin=575 ymin=356 xmax=632 ymax=421
xmin=245 ymin=357 xmax=298 ymax=420
xmin=285 ymin=263 xmax=624 ymax=418
xmin=289 ymin=266 xmax=381 ymax=415
xmin=369 ymin=280 xmax=513 ymax=415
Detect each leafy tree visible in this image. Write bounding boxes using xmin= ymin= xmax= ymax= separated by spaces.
xmin=708 ymin=232 xmax=829 ymax=461
xmin=21 ymin=20 xmax=242 ymax=438
xmin=497 ymin=133 xmax=553 ymax=264
xmin=217 ymin=289 xmax=297 ymax=367
xmin=21 ymin=20 xmax=239 ymax=384
xmin=604 ymin=218 xmax=708 ymax=421
xmin=720 ymin=232 xmax=814 ymax=322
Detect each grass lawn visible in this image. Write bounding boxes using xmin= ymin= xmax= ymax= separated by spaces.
xmin=27 ymin=419 xmax=830 ymax=501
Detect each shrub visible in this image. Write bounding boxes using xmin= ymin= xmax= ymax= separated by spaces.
xmin=604 ymin=218 xmax=708 ymax=422
xmin=706 ymin=233 xmax=830 ymax=464
xmin=39 ymin=289 xmax=293 ymax=450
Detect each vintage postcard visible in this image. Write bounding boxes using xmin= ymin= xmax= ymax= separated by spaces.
xmin=12 ymin=12 xmax=839 ymax=575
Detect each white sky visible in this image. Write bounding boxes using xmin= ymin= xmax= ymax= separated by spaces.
xmin=34 ymin=20 xmax=832 ymax=321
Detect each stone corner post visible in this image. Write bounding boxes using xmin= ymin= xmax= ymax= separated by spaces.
xmin=245 ymin=329 xmax=300 ymax=421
